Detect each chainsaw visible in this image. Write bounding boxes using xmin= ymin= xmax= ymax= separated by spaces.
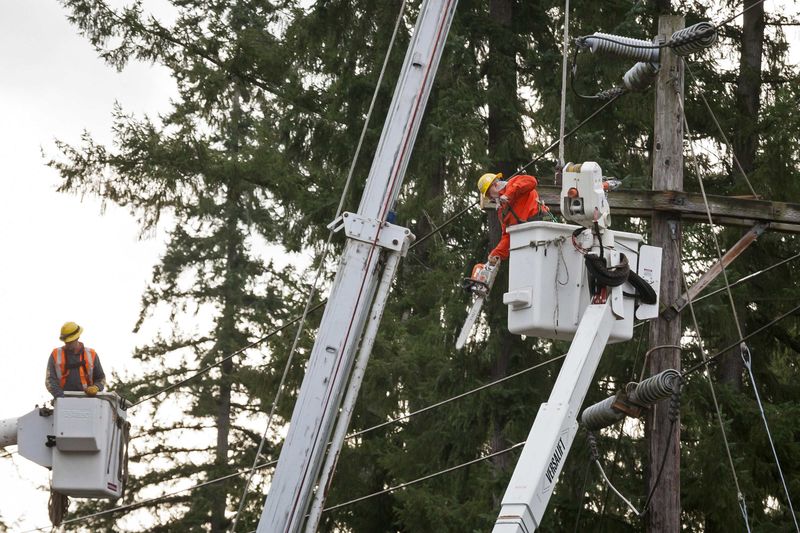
xmin=456 ymin=261 xmax=500 ymax=350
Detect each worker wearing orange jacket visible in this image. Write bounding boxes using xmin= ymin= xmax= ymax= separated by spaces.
xmin=46 ymin=322 xmax=106 ymax=398
xmin=477 ymin=172 xmax=546 ymax=264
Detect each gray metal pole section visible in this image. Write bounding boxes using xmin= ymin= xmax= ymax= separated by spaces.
xmin=257 ymin=1 xmax=459 ymax=531
xmin=304 ymin=249 xmax=405 ymax=533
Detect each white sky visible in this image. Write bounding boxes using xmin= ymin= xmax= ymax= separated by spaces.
xmin=0 ymin=0 xmax=174 ymax=529
xmin=0 ymin=0 xmax=798 ymax=531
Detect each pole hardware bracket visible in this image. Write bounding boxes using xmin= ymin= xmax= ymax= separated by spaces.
xmin=611 ymin=386 xmax=645 ymax=418
xmin=331 ymin=212 xmax=415 ymax=255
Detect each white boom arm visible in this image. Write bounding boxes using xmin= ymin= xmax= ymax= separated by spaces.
xmin=493 ymin=301 xmax=615 ymax=531
xmin=258 ymin=1 xmax=459 ymax=531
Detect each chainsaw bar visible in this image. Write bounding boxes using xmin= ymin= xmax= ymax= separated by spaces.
xmin=456 ymin=262 xmax=499 ymax=350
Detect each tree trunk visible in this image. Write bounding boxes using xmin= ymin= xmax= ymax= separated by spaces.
xmin=486 ymin=0 xmax=525 ymax=477
xmin=210 ymin=83 xmax=244 ymax=533
xmin=716 ymin=0 xmax=765 ymax=394
xmin=733 ymin=0 xmax=765 ymax=177
xmin=715 ymin=318 xmax=744 ymax=392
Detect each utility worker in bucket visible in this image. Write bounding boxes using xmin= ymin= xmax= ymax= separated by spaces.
xmin=477 ymin=172 xmax=548 ymax=265
xmin=46 ymin=322 xmax=106 ymax=398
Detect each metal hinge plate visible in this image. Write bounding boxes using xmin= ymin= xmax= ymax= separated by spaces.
xmin=330 ymin=212 xmax=415 ymax=253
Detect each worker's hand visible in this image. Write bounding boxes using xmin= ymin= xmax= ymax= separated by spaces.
xmin=85 ymin=385 xmax=99 ymax=396
xmin=488 ymin=255 xmax=500 ymax=266
xmin=497 ymin=195 xmax=509 ymax=205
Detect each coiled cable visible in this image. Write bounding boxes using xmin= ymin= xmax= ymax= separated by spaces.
xmin=670 ymin=22 xmax=717 ymax=56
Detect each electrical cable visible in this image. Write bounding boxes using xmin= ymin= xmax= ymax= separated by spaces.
xmin=517 ymin=94 xmax=623 ymax=177
xmin=675 ymin=240 xmax=753 ymax=531
xmin=41 ymin=178 xmax=792 ymax=533
xmin=594 ymin=458 xmax=642 ymax=516
xmin=20 ymin=461 xmax=276 ymax=533
xmin=228 ymin=3 xmax=410 ymax=530
xmin=319 ymin=442 xmax=526 ymax=513
xmin=24 ymin=350 xmax=568 ymax=531
xmin=589 ymin=429 xmax=643 ymax=517
xmin=683 ymin=302 xmax=800 ymax=377
xmin=741 ymin=344 xmax=800 ymax=531
xmin=31 ymin=73 xmax=623 ymax=532
xmin=716 ymin=0 xmax=767 ymax=28
xmin=679 ymin=91 xmax=760 ymax=528
xmin=128 ymin=306 xmax=324 ymax=408
xmin=345 ymin=352 xmax=567 ymax=440
xmin=692 ymin=251 xmax=800 ymax=305
xmin=590 ymin=322 xmax=652 ymax=533
xmin=678 ymin=81 xmax=749 ymax=347
xmin=596 ymin=324 xmax=648 ymax=533
xmin=591 ymin=377 xmax=681 ymax=521
xmin=639 ymin=379 xmax=682 ymax=517
xmin=684 ymin=62 xmax=760 ymax=198
xmin=558 ymin=0 xmax=571 ymax=166
xmin=680 ymin=84 xmax=798 ymax=528
xmin=128 ymin=90 xmax=623 ymax=411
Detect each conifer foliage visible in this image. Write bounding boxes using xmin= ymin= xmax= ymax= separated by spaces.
xmin=50 ymin=0 xmax=799 ymax=531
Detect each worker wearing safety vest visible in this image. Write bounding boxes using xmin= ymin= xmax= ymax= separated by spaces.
xmin=46 ymin=322 xmax=106 ymax=398
xmin=477 ymin=171 xmax=546 ymax=265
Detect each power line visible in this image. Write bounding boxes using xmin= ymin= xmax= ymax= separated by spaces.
xmin=692 ymin=251 xmax=800 ymax=305
xmin=320 ymin=442 xmax=526 ymax=513
xmin=345 ymin=352 xmax=568 ymax=440
xmin=32 ymin=348 xmax=568 ymax=531
xmin=41 ymin=301 xmax=796 ymax=532
xmin=740 ymin=344 xmax=800 ymax=531
xmin=20 ymin=461 xmax=276 ymax=533
xmin=679 ymin=97 xmax=755 ymax=529
xmin=682 ymin=302 xmax=800 ymax=377
xmin=38 ymin=77 xmax=623 ymax=531
xmin=680 ymin=78 xmax=799 ymax=527
xmin=684 ymin=62 xmax=759 ymax=198
xmin=677 ymin=242 xmax=753 ymax=530
xmin=127 ymin=93 xmax=623 ymax=412
xmin=129 ymin=304 xmax=325 ymax=408
xmin=716 ymin=0 xmax=767 ymax=28
xmin=229 ymin=2 xmax=410 ymax=529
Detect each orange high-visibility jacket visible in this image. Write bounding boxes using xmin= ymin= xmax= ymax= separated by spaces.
xmin=51 ymin=347 xmax=97 ymax=390
xmin=489 ymin=174 xmax=541 ymax=260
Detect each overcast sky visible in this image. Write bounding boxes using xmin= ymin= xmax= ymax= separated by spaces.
xmin=1 ymin=0 xmax=798 ymax=531
xmin=0 ymin=1 xmax=175 ymax=529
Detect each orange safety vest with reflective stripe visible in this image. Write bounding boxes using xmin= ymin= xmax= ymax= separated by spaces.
xmin=51 ymin=347 xmax=97 ymax=390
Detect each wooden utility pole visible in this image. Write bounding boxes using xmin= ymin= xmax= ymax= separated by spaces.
xmin=646 ymin=15 xmax=684 ymax=533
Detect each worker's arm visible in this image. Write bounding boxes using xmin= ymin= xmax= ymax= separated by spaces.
xmin=46 ymin=356 xmax=64 ymax=398
xmin=92 ymin=355 xmax=107 ymax=391
xmin=489 ymin=231 xmax=511 ymax=262
xmin=503 ymin=174 xmax=537 ymax=203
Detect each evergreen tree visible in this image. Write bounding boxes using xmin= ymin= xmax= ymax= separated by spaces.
xmin=51 ymin=0 xmax=295 ymax=530
xmin=48 ymin=0 xmax=800 ymax=530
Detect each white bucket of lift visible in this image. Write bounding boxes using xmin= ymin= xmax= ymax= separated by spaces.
xmin=51 ymin=392 xmax=128 ymax=499
xmin=502 ymin=221 xmax=644 ymax=343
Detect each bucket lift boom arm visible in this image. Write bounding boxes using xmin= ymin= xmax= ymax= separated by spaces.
xmin=493 ymin=301 xmax=615 ymax=532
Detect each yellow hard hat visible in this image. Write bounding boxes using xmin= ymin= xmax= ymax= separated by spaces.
xmin=60 ymin=322 xmax=83 ymax=343
xmin=477 ymin=172 xmax=502 ymax=197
